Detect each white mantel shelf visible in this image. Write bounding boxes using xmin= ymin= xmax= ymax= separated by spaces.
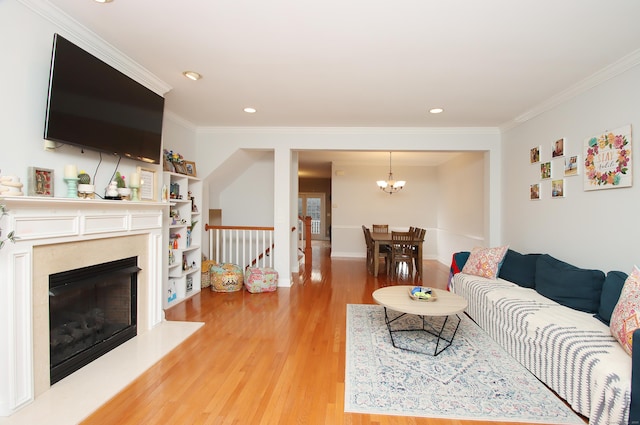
xmin=1 ymin=196 xmax=168 ymax=244
xmin=1 ymin=196 xmax=167 ymax=208
xmin=0 ymin=195 xmax=168 ymax=417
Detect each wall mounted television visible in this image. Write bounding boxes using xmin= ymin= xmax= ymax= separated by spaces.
xmin=44 ymin=33 xmax=165 ymax=164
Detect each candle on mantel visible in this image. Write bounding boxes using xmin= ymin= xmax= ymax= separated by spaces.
xmin=64 ymin=165 xmax=77 ymax=179
xmin=130 ymin=172 xmax=141 ymax=187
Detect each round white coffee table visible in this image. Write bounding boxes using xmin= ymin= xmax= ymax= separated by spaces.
xmin=372 ymin=286 xmax=468 ymax=355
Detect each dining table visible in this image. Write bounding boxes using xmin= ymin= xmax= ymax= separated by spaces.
xmin=370 ymin=231 xmax=424 ymax=278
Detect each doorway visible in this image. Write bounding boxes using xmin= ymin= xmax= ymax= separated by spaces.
xmin=298 ymin=193 xmax=327 ymax=240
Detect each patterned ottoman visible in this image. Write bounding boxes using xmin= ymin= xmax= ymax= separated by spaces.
xmin=244 ymin=267 xmax=279 ymax=293
xmin=210 ymin=263 xmax=243 ymax=292
xmin=201 ymin=260 xmax=217 ymax=288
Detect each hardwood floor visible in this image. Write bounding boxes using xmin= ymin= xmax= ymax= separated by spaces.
xmin=80 ymin=242 xmax=557 ymax=425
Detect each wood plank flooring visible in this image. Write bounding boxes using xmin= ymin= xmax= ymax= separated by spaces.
xmin=80 ymin=242 xmax=565 ymax=425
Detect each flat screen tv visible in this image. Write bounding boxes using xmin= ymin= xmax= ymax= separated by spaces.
xmin=44 ymin=33 xmax=164 ymax=164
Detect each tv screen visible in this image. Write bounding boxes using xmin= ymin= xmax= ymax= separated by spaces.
xmin=44 ymin=34 xmax=164 ymax=164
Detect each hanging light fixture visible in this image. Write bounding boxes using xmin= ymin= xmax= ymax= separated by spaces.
xmin=376 ymin=152 xmax=406 ymax=194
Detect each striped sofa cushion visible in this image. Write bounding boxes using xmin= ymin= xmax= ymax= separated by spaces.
xmin=451 ymin=273 xmax=631 ymax=425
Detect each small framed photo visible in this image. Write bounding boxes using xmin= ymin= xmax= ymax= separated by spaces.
xmin=564 ymin=155 xmax=579 ymax=177
xmin=174 ymin=162 xmax=187 ymax=175
xmin=552 ymin=179 xmax=565 ymax=198
xmin=28 ymin=166 xmax=54 ymax=197
xmin=184 ymin=161 xmax=197 ymax=177
xmin=530 ymin=146 xmax=541 ymax=164
xmin=530 ymin=183 xmax=541 ymax=200
xmin=137 ymin=166 xmax=157 ymax=201
xmin=540 ymin=162 xmax=552 ymax=179
xmin=552 ymin=138 xmax=565 ymax=158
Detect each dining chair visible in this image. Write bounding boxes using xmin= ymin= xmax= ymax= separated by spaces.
xmin=411 ymin=228 xmax=426 ymax=277
xmin=372 ymin=224 xmax=389 ymax=233
xmin=389 ymin=231 xmax=414 ymax=279
xmin=362 ymin=225 xmax=373 ymax=272
xmin=363 ymin=226 xmax=389 ymax=275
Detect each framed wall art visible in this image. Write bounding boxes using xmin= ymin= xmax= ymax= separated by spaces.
xmin=552 ymin=179 xmax=565 ymax=198
xmin=564 ymin=155 xmax=579 ymax=177
xmin=552 ymin=138 xmax=565 ymax=158
xmin=540 ymin=162 xmax=551 ymax=179
xmin=530 ymin=183 xmax=540 ymax=200
xmin=28 ymin=166 xmax=54 ymax=197
xmin=584 ymin=124 xmax=632 ymax=191
xmin=530 ymin=146 xmax=541 ymax=164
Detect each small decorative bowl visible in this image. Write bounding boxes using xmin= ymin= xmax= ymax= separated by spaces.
xmin=409 ymin=286 xmax=437 ymax=302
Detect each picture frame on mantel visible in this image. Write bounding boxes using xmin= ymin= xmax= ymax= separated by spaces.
xmin=28 ymin=166 xmax=54 ymax=197
xmin=137 ymin=166 xmax=157 ymax=201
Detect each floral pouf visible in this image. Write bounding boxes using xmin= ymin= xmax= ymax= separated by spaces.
xmin=244 ymin=267 xmax=278 ymax=293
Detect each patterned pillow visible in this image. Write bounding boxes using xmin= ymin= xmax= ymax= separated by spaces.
xmin=610 ymin=265 xmax=640 ymax=355
xmin=461 ymin=245 xmax=509 ymax=280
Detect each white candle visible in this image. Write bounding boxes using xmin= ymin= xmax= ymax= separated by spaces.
xmin=130 ymin=172 xmax=141 ymax=187
xmin=64 ymin=165 xmax=77 ymax=179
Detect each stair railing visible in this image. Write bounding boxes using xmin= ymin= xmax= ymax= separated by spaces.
xmin=205 ymin=225 xmax=275 ymax=269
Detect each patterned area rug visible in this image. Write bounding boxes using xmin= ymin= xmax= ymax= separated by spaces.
xmin=345 ymin=304 xmax=584 ymax=424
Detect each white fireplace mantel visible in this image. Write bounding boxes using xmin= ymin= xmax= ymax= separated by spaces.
xmin=0 ymin=197 xmax=167 ymax=416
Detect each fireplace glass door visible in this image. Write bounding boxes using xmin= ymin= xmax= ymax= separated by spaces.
xmin=49 ymin=257 xmax=140 ymax=384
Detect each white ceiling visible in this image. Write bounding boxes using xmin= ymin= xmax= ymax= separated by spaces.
xmin=44 ymin=0 xmax=640 ymax=176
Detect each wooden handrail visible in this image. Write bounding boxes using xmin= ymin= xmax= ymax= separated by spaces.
xmin=205 ymin=224 xmax=274 ymax=231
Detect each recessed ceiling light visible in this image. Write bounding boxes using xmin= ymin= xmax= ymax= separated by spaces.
xmin=182 ymin=71 xmax=202 ymax=81
xmin=94 ymin=0 xmax=114 ymax=3
xmin=429 ymin=108 xmax=444 ymax=114
xmin=244 ymin=107 xmax=257 ymax=114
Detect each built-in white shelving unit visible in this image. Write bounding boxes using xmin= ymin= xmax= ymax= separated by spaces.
xmin=163 ymin=171 xmax=202 ymax=308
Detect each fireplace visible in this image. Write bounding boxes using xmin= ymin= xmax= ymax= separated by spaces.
xmin=0 ymin=197 xmax=164 ymax=416
xmin=49 ymin=257 xmax=140 ymax=385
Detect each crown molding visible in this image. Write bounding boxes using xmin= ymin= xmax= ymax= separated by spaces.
xmin=196 ymin=126 xmax=501 ymax=135
xmin=164 ymin=111 xmax=198 ymax=132
xmin=18 ymin=0 xmax=172 ymax=96
xmin=501 ymin=48 xmax=640 ymax=131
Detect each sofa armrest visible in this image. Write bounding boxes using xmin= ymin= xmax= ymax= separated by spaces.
xmin=450 ymin=251 xmax=470 ymax=274
xmin=630 ymin=329 xmax=640 ymax=424
xmin=448 ymin=251 xmax=470 ymax=291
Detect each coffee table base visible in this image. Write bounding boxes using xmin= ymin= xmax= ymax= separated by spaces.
xmin=383 ymin=307 xmax=462 ymax=356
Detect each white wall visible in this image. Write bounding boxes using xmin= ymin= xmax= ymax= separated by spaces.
xmin=194 ymin=129 xmax=502 ymax=271
xmin=435 ymin=152 xmax=486 ymax=263
xmin=219 ymin=151 xmax=274 ymax=226
xmin=502 ymin=65 xmax=640 ymax=272
xmin=0 ymin=1 xmax=169 ymax=197
xmin=331 ymin=162 xmax=439 ymax=258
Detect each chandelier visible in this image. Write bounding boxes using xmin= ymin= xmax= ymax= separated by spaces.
xmin=376 ymin=152 xmax=406 ymax=194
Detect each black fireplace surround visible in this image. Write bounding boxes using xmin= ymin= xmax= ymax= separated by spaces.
xmin=49 ymin=257 xmax=140 ymax=385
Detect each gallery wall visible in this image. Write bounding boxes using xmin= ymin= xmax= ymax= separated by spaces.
xmin=502 ymin=65 xmax=640 ymax=272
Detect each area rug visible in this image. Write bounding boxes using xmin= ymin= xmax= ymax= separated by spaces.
xmin=345 ymin=304 xmax=584 ymax=424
